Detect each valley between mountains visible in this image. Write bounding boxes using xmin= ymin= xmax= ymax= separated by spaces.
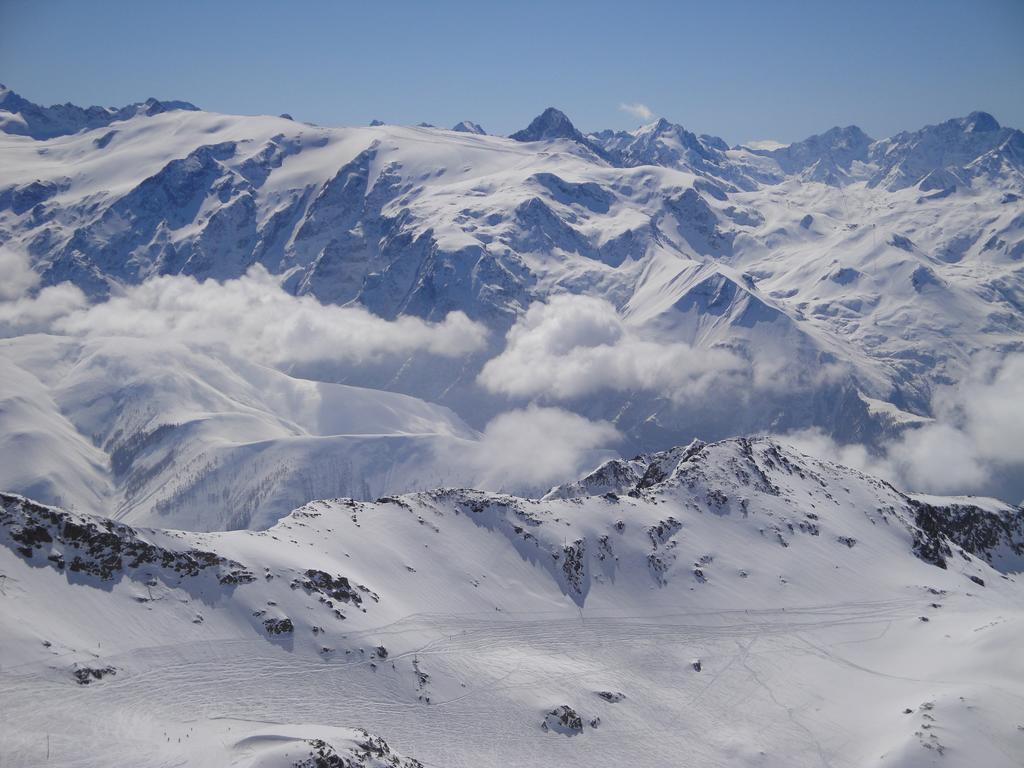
xmin=1 ymin=88 xmax=1023 ymax=767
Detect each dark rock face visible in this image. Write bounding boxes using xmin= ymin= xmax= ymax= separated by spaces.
xmin=559 ymin=538 xmax=586 ymax=598
xmin=452 ymin=120 xmax=485 ymax=135
xmin=0 ymin=493 xmax=253 ymax=584
xmin=511 ymin=108 xmax=586 ymax=143
xmin=72 ymin=665 xmax=117 ymax=685
xmin=290 ymin=569 xmax=378 ymax=620
xmin=263 ymin=617 xmax=294 ymax=635
xmin=510 ymin=108 xmax=609 ymax=160
xmin=910 ymin=499 xmax=1024 ymax=572
xmin=295 ymin=733 xmax=423 ymax=768
xmin=292 ymin=569 xmax=367 ymax=607
xmin=0 ymin=179 xmax=65 ymax=214
xmin=541 ymin=705 xmax=584 ymax=735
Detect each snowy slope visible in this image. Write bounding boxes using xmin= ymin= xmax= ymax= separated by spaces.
xmin=0 ymin=333 xmax=482 ymax=530
xmin=2 ymin=437 xmax=1022 ymax=767
xmin=1 ymin=89 xmax=1020 ymax=458
xmin=0 ymin=84 xmax=199 ymax=140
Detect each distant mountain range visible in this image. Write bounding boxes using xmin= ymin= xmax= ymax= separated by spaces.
xmin=1 ymin=85 xmax=1022 ymax=518
xmin=2 ymin=86 xmax=1024 ymax=768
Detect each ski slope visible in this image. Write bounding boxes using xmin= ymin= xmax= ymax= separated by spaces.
xmin=2 ymin=438 xmax=1022 ymax=767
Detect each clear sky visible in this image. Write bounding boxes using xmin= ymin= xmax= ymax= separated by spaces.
xmin=2 ymin=0 xmax=1022 ymax=144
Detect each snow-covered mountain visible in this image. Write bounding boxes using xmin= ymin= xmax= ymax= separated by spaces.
xmin=0 ymin=333 xmax=486 ymax=530
xmin=732 ymin=112 xmax=1024 ymax=192
xmin=2 ymin=437 xmax=1022 ymax=766
xmin=510 ymin=106 xmax=608 ymax=159
xmin=451 ymin=120 xmax=486 ymax=135
xmin=590 ymin=117 xmax=745 ymax=186
xmin=2 ymin=76 xmax=1023 ymax=768
xmin=0 ymin=84 xmax=199 ymax=140
xmin=1 ymin=87 xmax=1022 ymax=512
xmin=744 ymin=125 xmax=875 ymax=185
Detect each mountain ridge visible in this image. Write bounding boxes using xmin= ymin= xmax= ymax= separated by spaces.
xmin=1 ymin=90 xmax=1022 ymax=507
xmin=2 ymin=434 xmax=1022 ymax=766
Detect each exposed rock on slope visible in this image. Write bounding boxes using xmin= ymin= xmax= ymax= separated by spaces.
xmin=2 ymin=437 xmax=1022 ymax=767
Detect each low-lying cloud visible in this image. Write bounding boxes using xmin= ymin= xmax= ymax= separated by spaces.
xmin=0 ymin=248 xmax=43 ymax=300
xmin=0 ymin=252 xmax=489 ymax=366
xmin=0 ymin=248 xmax=90 ymax=332
xmin=4 ymin=248 xmax=1022 ymax=505
xmin=462 ymin=405 xmax=620 ymax=494
xmin=478 ymin=294 xmax=744 ymax=402
xmin=784 ymin=352 xmax=1024 ymax=503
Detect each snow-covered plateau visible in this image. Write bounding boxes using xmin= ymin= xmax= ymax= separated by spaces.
xmin=0 ymin=87 xmax=1022 ymax=767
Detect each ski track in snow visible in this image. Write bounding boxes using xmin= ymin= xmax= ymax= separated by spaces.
xmin=4 ymin=598 xmax=1022 ymax=767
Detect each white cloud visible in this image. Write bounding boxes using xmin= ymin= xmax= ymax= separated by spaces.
xmin=462 ymin=405 xmax=620 ymax=494
xmin=0 ymin=247 xmax=41 ymax=300
xmin=742 ymin=139 xmax=788 ymax=151
xmin=0 ymin=283 xmax=89 ymax=334
xmin=619 ymin=102 xmax=654 ymax=122
xmin=2 ymin=264 xmax=489 ymax=365
xmin=477 ymin=294 xmax=744 ymax=402
xmin=890 ymin=353 xmax=1024 ymax=494
xmin=782 ymin=352 xmax=1024 ymax=502
xmin=0 ymin=248 xmax=89 ymax=334
xmin=782 ymin=427 xmax=901 ymax=484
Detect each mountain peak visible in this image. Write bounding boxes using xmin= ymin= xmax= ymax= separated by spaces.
xmin=510 ymin=107 xmax=583 ymax=142
xmin=0 ymin=86 xmax=198 ymax=139
xmin=452 ymin=120 xmax=486 ymax=135
xmin=755 ymin=124 xmax=874 ymax=181
xmin=509 ymin=107 xmax=610 ymax=161
xmin=963 ymin=111 xmax=1000 ymax=133
xmin=0 ymin=84 xmax=32 ymax=111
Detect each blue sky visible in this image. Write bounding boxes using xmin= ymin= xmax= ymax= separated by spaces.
xmin=2 ymin=0 xmax=1022 ymax=144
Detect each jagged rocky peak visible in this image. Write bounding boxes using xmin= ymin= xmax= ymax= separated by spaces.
xmin=961 ymin=110 xmax=1001 ymax=133
xmin=895 ymin=111 xmax=1010 ymax=144
xmin=642 ymin=116 xmax=674 ymax=134
xmin=0 ymin=84 xmax=199 ymax=139
xmin=452 ymin=120 xmax=486 ymax=134
xmin=545 ymin=438 xmax=709 ymax=500
xmin=511 ymin=107 xmax=586 ymax=142
xmin=699 ymin=133 xmax=729 ymax=151
xmin=0 ymin=83 xmax=29 ymax=109
xmin=138 ymin=96 xmax=199 ymax=116
xmin=758 ymin=124 xmax=874 ymax=177
xmin=597 ymin=117 xmax=728 ymax=162
xmin=636 ymin=117 xmax=705 ymax=146
xmin=588 ymin=117 xmax=754 ymax=186
xmin=542 ymin=436 xmax=1024 ymax=573
xmin=510 ymin=107 xmax=610 ymax=162
xmin=867 ymin=110 xmax=1023 ymax=190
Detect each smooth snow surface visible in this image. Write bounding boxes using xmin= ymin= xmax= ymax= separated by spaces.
xmin=0 ymin=334 xmax=482 ymax=529
xmin=2 ymin=438 xmax=1023 ymax=767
